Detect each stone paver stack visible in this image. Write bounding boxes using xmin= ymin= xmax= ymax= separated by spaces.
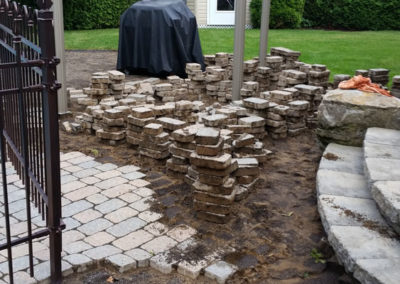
xmin=238 ymin=116 xmax=266 ymax=140
xmin=202 ymin=114 xmax=228 ymax=129
xmin=108 ymin=70 xmax=126 ymax=99
xmin=295 ymin=84 xmax=324 ymax=126
xmin=216 ymin=107 xmax=240 ymax=125
xmin=68 ymin=88 xmax=87 ymax=111
xmin=190 ymin=128 xmax=237 ymax=224
xmin=214 ymin=52 xmax=229 ymax=69
xmin=205 ymin=66 xmax=226 ymax=102
xmin=233 ymin=158 xmax=260 ymax=200
xmin=282 ymin=87 xmax=300 ymax=100
xmin=154 ymin=83 xmax=174 ymax=102
xmin=86 ymin=72 xmax=110 ymax=103
xmin=333 ymin=74 xmax=351 ymax=89
xmin=96 ymin=108 xmax=127 ymax=145
xmin=157 ymin=117 xmax=187 ymax=134
xmin=265 ymin=104 xmax=289 ymax=139
xmin=392 ymin=75 xmax=400 ymax=98
xmin=126 ymin=107 xmax=155 ymax=146
xmin=204 ymin=54 xmax=216 ymax=66
xmin=243 ymin=60 xmax=258 ymax=82
xmin=232 ymin=131 xmax=270 ymax=164
xmin=186 ymin=63 xmax=205 ymax=100
xmin=368 ymin=68 xmax=390 ymax=86
xmin=243 ymin=97 xmax=269 ymax=120
xmin=269 ymin=90 xmax=293 ymax=106
xmin=174 ymin=101 xmax=195 ymax=123
xmin=167 ymin=125 xmax=199 ymax=178
xmin=240 ymin=81 xmax=259 ymax=98
xmin=299 ymin=63 xmax=311 ymax=74
xmin=278 ymin=69 xmax=307 ymax=89
xmin=139 ymin=123 xmax=171 ymax=160
xmin=167 ymin=75 xmax=187 ymax=101
xmin=152 ymin=103 xmax=175 ymax=119
xmin=73 ymin=108 xmax=93 ymax=135
xmin=219 ymin=80 xmax=233 ymax=102
xmin=286 ymin=100 xmax=310 ymax=136
xmin=355 ymin=69 xmax=369 ymax=77
xmin=256 ymin=66 xmax=271 ymax=92
xmin=270 ymin=47 xmax=301 ymax=70
xmin=266 ymin=56 xmax=284 ymax=90
xmin=308 ymin=64 xmax=330 ymax=89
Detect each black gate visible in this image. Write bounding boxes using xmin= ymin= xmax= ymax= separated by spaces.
xmin=0 ymin=0 xmax=62 ymax=283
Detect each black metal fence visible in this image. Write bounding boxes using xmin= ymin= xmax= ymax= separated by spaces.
xmin=0 ymin=0 xmax=62 ymax=283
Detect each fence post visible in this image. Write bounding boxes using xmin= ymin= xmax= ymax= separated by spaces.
xmin=232 ymin=0 xmax=247 ymax=101
xmin=53 ymin=0 xmax=68 ymax=115
xmin=37 ymin=1 xmax=62 ymax=282
xmin=258 ymin=0 xmax=271 ymax=66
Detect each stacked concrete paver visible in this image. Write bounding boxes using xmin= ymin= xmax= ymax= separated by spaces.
xmin=190 ymin=128 xmax=237 ymax=224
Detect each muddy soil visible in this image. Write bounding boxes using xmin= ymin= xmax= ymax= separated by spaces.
xmin=60 ymin=130 xmax=356 ymax=284
xmin=62 ymin=51 xmax=357 ymax=283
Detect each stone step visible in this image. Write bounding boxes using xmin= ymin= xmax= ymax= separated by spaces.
xmin=317 ymin=143 xmax=400 ymax=284
xmin=364 ymin=128 xmax=400 ymax=234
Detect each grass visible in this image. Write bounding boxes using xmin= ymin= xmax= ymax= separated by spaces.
xmin=65 ymin=28 xmax=400 ymax=82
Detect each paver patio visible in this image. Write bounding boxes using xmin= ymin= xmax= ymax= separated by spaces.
xmin=0 ymin=151 xmax=236 ymax=283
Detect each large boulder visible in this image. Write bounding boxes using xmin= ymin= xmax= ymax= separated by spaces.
xmin=317 ymin=89 xmax=400 ymax=146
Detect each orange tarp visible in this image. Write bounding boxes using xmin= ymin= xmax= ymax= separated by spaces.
xmin=339 ymin=75 xmax=392 ymax=97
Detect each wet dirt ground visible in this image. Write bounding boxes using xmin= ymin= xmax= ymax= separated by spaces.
xmin=62 ymin=51 xmax=357 ymax=283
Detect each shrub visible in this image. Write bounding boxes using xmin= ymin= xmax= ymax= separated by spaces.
xmin=63 ymin=0 xmax=138 ymax=30
xmin=250 ymin=0 xmax=306 ymax=29
xmin=303 ymin=0 xmax=400 ymax=30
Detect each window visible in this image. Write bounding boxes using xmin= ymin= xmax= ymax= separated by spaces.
xmin=217 ymin=0 xmax=235 ymax=11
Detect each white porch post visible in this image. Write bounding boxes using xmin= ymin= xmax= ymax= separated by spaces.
xmin=232 ymin=0 xmax=247 ymax=101
xmin=258 ymin=0 xmax=271 ymax=66
xmin=53 ymin=0 xmax=68 ymax=115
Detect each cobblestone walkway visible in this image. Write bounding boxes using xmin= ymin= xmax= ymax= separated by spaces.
xmin=0 ymin=152 xmax=237 ymax=283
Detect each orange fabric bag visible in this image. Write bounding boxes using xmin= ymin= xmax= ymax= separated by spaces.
xmin=339 ymin=75 xmax=392 ymax=97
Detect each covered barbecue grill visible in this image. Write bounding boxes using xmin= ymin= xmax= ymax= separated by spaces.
xmin=117 ymin=0 xmax=205 ymax=77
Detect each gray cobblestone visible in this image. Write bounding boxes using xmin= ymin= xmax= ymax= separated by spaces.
xmin=63 ymin=217 xmax=81 ymax=231
xmin=61 ymin=174 xmax=78 ymax=185
xmin=86 ymin=193 xmax=108 ymax=205
xmin=78 ymin=218 xmax=113 ymax=236
xmin=130 ymin=197 xmax=154 ymax=212
xmin=106 ymin=217 xmax=147 ymax=237
xmin=83 ymin=245 xmax=122 ymax=261
xmin=84 ymin=232 xmax=115 ymax=247
xmin=123 ymin=171 xmax=146 ymax=181
xmin=63 ymin=200 xmax=93 ymax=217
xmin=96 ymin=163 xmax=118 ymax=171
xmin=64 ymin=240 xmax=93 ymax=254
xmin=80 ymin=176 xmax=101 ymax=185
xmin=78 ymin=160 xmax=102 ymax=169
xmin=125 ymin=248 xmax=152 ymax=267
xmin=64 ymin=186 xmax=101 ymax=202
xmin=73 ymin=209 xmax=102 ymax=223
xmin=95 ymin=199 xmax=126 ymax=214
xmin=105 ymin=207 xmax=138 ymax=223
xmin=118 ymin=165 xmax=140 ymax=174
xmin=106 ymin=254 xmax=136 ymax=273
xmin=119 ymin=192 xmax=142 ymax=203
xmin=73 ymin=168 xmax=101 ymax=179
xmin=96 ymin=177 xmax=128 ymax=190
xmin=102 ymin=183 xmax=135 ymax=198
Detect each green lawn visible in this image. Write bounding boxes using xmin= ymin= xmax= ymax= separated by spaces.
xmin=65 ymin=29 xmax=400 ymax=82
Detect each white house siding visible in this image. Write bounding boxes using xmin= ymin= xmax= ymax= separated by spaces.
xmin=187 ymin=0 xmax=196 ymax=13
xmin=187 ymin=0 xmax=252 ymax=27
xmin=196 ymin=0 xmax=208 ymax=26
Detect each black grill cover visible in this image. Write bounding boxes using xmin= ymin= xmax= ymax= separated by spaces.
xmin=117 ymin=0 xmax=205 ymax=78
